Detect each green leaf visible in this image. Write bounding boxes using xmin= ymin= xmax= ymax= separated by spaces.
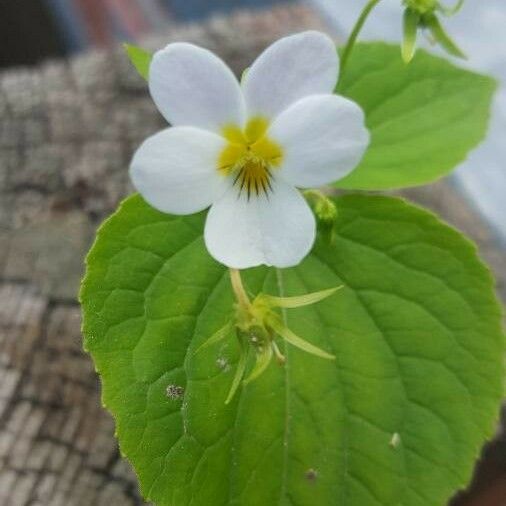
xmin=81 ymin=194 xmax=504 ymax=506
xmin=124 ymin=43 xmax=152 ymax=80
xmin=336 ymin=43 xmax=496 ymax=190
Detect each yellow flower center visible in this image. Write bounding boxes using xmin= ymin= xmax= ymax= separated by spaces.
xmin=218 ymin=117 xmax=283 ymax=199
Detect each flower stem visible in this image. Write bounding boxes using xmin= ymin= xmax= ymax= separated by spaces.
xmin=229 ymin=268 xmax=251 ymax=309
xmin=340 ymin=0 xmax=383 ymax=75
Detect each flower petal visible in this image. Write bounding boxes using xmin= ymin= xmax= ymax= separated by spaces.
xmin=204 ymin=178 xmax=316 ymax=269
xmin=130 ymin=127 xmax=227 ymax=215
xmin=149 ymin=43 xmax=245 ymax=132
xmin=269 ymin=94 xmax=369 ymax=188
xmin=242 ymin=31 xmax=339 ymax=120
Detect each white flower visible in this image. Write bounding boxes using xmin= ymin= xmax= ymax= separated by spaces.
xmin=130 ymin=31 xmax=369 ymax=269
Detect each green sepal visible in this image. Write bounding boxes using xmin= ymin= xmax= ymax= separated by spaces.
xmin=402 ymin=8 xmax=421 ymax=63
xmin=268 ymin=315 xmax=335 ymax=360
xmin=424 ymin=13 xmax=466 ymax=59
xmin=225 ymin=335 xmax=248 ymax=404
xmin=194 ymin=321 xmax=233 ymax=355
xmin=257 ymin=286 xmax=342 ymax=309
xmin=243 ymin=343 xmax=273 ymax=385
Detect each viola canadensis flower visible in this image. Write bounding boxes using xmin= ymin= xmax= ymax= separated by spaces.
xmin=130 ymin=31 xmax=369 ymax=269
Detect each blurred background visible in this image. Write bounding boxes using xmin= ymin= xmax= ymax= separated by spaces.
xmin=0 ymin=0 xmax=290 ymax=65
xmin=0 ymin=1 xmax=504 ymax=505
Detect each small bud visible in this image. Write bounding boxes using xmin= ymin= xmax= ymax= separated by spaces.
xmin=304 ymin=190 xmax=338 ymax=244
xmin=401 ymin=0 xmax=466 ymax=63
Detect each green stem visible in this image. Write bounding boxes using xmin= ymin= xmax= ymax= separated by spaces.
xmin=229 ymin=268 xmax=251 ymax=310
xmin=340 ymin=0 xmax=383 ymax=75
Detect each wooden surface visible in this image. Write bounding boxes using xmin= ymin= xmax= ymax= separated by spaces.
xmin=0 ymin=4 xmax=504 ymax=505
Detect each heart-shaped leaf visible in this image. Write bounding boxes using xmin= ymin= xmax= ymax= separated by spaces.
xmin=81 ymin=194 xmax=504 ymax=506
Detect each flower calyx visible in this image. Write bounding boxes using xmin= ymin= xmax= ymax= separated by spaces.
xmin=402 ymin=0 xmax=466 ymax=63
xmin=195 ymin=269 xmax=342 ymax=403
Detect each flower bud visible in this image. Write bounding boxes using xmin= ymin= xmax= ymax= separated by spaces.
xmin=401 ymin=0 xmax=466 ymax=63
xmin=304 ymin=190 xmax=338 ymax=244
